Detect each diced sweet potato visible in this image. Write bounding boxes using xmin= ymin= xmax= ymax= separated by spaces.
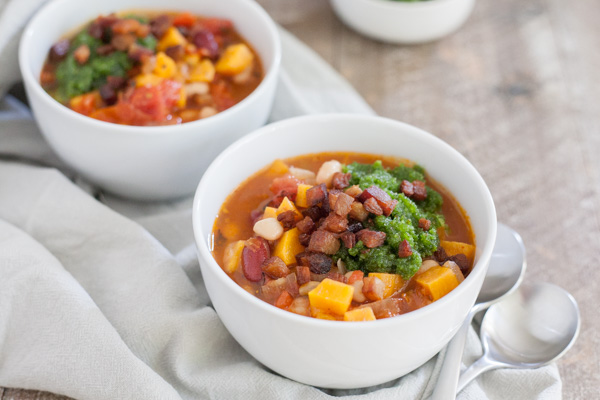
xmin=216 ymin=43 xmax=254 ymax=75
xmin=157 ymin=27 xmax=187 ymax=51
xmin=273 ymin=227 xmax=305 ymax=265
xmin=368 ymin=273 xmax=404 ymax=298
xmin=263 ymin=207 xmax=277 ymax=219
xmin=295 ymin=184 xmax=313 ymax=208
xmin=222 ymin=240 xmax=245 ymax=273
xmin=276 ymin=197 xmax=303 ymax=221
xmin=268 ymin=159 xmax=289 ymax=175
xmin=362 ymin=276 xmax=385 ymax=301
xmin=415 ymin=266 xmax=459 ymax=301
xmin=440 ymin=240 xmax=476 ymax=266
xmin=308 ymin=278 xmax=354 ymax=315
xmin=313 ymin=311 xmax=340 ymax=321
xmin=344 ymin=307 xmax=376 ymax=321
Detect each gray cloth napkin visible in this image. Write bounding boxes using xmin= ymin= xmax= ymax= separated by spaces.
xmin=0 ymin=1 xmax=561 ymax=399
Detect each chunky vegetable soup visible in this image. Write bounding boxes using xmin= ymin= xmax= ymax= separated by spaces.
xmin=212 ymin=152 xmax=475 ymax=321
xmin=40 ymin=11 xmax=263 ymax=126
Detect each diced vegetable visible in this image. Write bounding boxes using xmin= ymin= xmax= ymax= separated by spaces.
xmin=440 ymin=240 xmax=476 ymax=266
xmin=275 ymin=291 xmax=293 ymax=309
xmin=157 ymin=27 xmax=187 ymax=51
xmin=299 ymin=281 xmax=320 ymax=296
xmin=189 ymin=59 xmax=215 ymax=82
xmin=344 ymin=307 xmax=376 ymax=321
xmin=153 ymin=52 xmax=177 ymax=78
xmin=273 ymin=227 xmax=305 ymax=265
xmin=215 ymin=43 xmax=254 ymax=75
xmin=316 ymin=160 xmax=342 ymax=187
xmin=415 ymin=266 xmax=459 ymax=301
xmin=268 ymin=159 xmax=289 ymax=175
xmin=295 ymin=184 xmax=313 ymax=208
xmin=288 ymin=296 xmax=310 ymax=316
xmin=276 ymin=197 xmax=302 ymax=220
xmin=351 ymin=280 xmax=367 ymax=303
xmin=308 ymin=278 xmax=354 ymax=315
xmin=263 ymin=207 xmax=277 ymax=219
xmin=253 ymin=217 xmax=283 ymax=241
xmin=69 ymin=91 xmax=102 ymax=116
xmin=368 ymin=273 xmax=404 ymax=298
xmin=289 ymin=167 xmax=316 ymax=185
xmin=345 ymin=270 xmax=364 ymax=285
xmin=135 ymin=73 xmax=163 ymax=87
xmin=222 ymin=240 xmax=245 ymax=273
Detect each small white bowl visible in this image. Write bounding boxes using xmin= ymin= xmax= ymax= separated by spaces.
xmin=19 ymin=0 xmax=280 ymax=201
xmin=193 ymin=114 xmax=496 ymax=389
xmin=330 ymin=0 xmax=475 ymax=44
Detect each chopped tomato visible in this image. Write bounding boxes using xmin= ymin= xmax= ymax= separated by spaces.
xmin=275 ymin=291 xmax=293 ymax=309
xmin=91 ymin=80 xmax=182 ymax=125
xmin=173 ymin=12 xmax=197 ymax=28
xmin=201 ymin=18 xmax=233 ymax=35
xmin=269 ymin=174 xmax=301 ymax=195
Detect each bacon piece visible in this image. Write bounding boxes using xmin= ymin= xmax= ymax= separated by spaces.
xmin=88 ymin=22 xmax=104 ymax=39
xmin=262 ymin=256 xmax=290 ymax=279
xmin=398 ymin=240 xmax=413 ymax=258
xmin=345 ymin=185 xmax=363 ymax=198
xmin=340 ymin=231 xmax=356 ymax=249
xmin=328 ymin=189 xmax=341 ymax=211
xmin=128 ymin=43 xmax=153 ymax=62
xmin=332 ymin=172 xmax=352 ymax=190
xmin=326 ymin=271 xmax=347 ymax=283
xmin=298 ymin=233 xmax=311 ymax=247
xmin=302 ymin=206 xmax=326 ymax=222
xmin=261 ymin=273 xmax=298 ymax=303
xmin=296 ymin=216 xmax=315 ymax=234
xmin=112 ymin=18 xmax=141 ymax=35
xmin=165 ymin=45 xmax=185 ymax=62
xmin=363 ymin=197 xmax=383 ymax=216
xmin=296 ymin=251 xmax=333 ymax=274
xmin=362 ymin=276 xmax=385 ymax=301
xmin=321 ymin=214 xmax=348 ymax=233
xmin=306 ymin=184 xmax=328 ymax=207
xmin=150 ymin=14 xmax=172 ymax=39
xmin=413 ymin=180 xmax=427 ymax=201
xmin=307 ymin=230 xmax=340 ymax=255
xmin=400 ymin=180 xmax=414 ymax=197
xmin=242 ymin=237 xmax=270 ymax=282
xmin=296 ymin=266 xmax=311 ymax=285
xmin=73 ymin=45 xmax=90 ymax=64
xmin=349 ymin=202 xmax=369 ymax=222
xmin=359 ymin=185 xmax=397 ymax=216
xmin=334 ymin=192 xmax=355 ymax=217
xmin=418 ymin=218 xmax=431 ymax=231
xmin=356 ymin=229 xmax=386 ymax=248
xmin=447 ymin=254 xmax=470 ymax=276
xmin=111 ymin=33 xmax=136 ymax=51
xmin=277 ymin=211 xmax=297 ymax=230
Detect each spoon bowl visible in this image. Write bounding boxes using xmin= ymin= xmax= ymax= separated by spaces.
xmin=457 ymin=282 xmax=580 ymax=393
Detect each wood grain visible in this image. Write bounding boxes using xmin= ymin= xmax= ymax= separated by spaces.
xmin=3 ymin=0 xmax=598 ymax=398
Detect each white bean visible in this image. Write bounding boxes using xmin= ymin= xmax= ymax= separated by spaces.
xmin=352 ymin=280 xmax=367 ymax=303
xmin=185 ymin=82 xmax=209 ymax=96
xmin=200 ymin=106 xmax=218 ymax=119
xmin=253 ymin=218 xmax=283 ymax=241
xmin=316 ymin=160 xmax=342 ymax=187
xmin=289 ymin=167 xmax=316 ymax=185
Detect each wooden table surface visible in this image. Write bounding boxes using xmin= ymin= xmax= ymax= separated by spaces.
xmin=3 ymin=0 xmax=598 ymax=398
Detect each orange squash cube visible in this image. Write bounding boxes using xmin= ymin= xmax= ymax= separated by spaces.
xmin=344 ymin=307 xmax=376 ymax=321
xmin=262 ymin=207 xmax=277 ymax=219
xmin=276 ymin=197 xmax=302 ymax=220
xmin=308 ymin=278 xmax=354 ymax=316
xmin=415 ymin=266 xmax=459 ymax=301
xmin=295 ymin=184 xmax=312 ymax=208
xmin=273 ymin=227 xmax=305 ymax=265
xmin=440 ymin=240 xmax=476 ymax=266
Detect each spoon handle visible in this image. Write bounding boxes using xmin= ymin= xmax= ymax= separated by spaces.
xmin=456 ymin=354 xmax=502 ymax=394
xmin=430 ymin=312 xmax=473 ymax=400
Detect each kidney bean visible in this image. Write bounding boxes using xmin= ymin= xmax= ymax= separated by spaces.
xmin=192 ymin=29 xmax=219 ymax=59
xmin=242 ymin=237 xmax=270 ymax=282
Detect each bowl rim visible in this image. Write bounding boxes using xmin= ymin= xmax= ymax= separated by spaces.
xmin=193 ymin=113 xmax=497 ymax=329
xmin=18 ymin=0 xmax=282 ymax=136
xmin=331 ymin=0 xmax=471 ymax=11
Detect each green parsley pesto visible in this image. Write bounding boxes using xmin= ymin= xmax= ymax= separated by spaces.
xmin=333 ymin=161 xmax=444 ymax=279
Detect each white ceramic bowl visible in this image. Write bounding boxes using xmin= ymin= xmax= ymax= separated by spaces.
xmin=19 ymin=0 xmax=280 ymax=201
xmin=193 ymin=114 xmax=496 ymax=389
xmin=330 ymin=0 xmax=475 ymax=44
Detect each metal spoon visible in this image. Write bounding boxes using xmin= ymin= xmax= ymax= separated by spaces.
xmin=431 ymin=223 xmax=527 ymax=400
xmin=456 ymin=282 xmax=580 ymax=393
